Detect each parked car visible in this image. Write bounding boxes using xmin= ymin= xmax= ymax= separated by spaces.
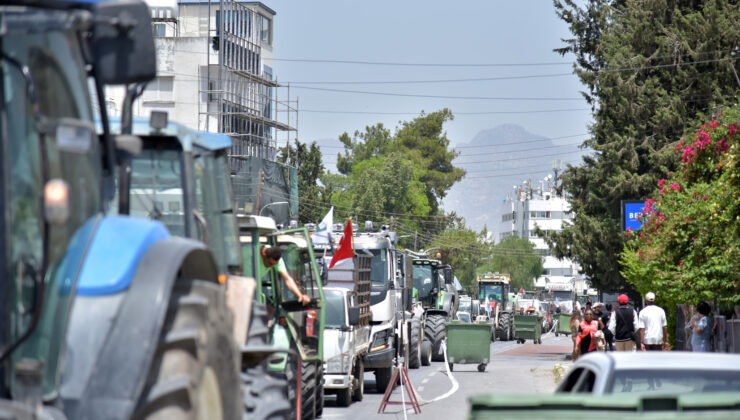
xmin=556 ymin=352 xmax=740 ymax=395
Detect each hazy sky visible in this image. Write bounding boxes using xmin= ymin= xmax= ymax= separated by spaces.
xmin=269 ymin=0 xmax=592 ymax=170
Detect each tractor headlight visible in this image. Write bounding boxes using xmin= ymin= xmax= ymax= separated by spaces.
xmin=326 ymin=352 xmax=350 ymax=373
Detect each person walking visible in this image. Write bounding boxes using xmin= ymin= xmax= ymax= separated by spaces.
xmin=608 ymin=294 xmax=638 ymax=351
xmin=638 ymin=292 xmax=668 ymax=351
xmin=592 ymin=302 xmax=611 ymax=351
xmin=574 ymin=309 xmax=599 ymax=360
xmin=687 ymin=301 xmax=712 ymax=352
xmin=603 ymin=303 xmax=615 ymax=351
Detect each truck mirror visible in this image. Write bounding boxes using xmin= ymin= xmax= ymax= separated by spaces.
xmin=348 ymin=307 xmax=360 ymax=326
xmin=90 ymin=0 xmax=156 ymax=85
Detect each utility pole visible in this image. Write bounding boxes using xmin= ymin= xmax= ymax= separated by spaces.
xmin=414 ymin=230 xmax=418 ymax=251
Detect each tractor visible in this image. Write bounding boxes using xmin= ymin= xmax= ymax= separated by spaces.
xmin=411 ymin=257 xmax=459 ymax=361
xmin=1 ymin=1 xmax=242 ymax=418
xmin=476 ymin=273 xmax=517 ymax=341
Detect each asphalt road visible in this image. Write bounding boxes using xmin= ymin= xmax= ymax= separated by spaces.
xmin=321 ymin=331 xmax=575 ymax=420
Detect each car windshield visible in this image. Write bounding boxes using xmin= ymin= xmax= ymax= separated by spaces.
xmin=479 ymin=284 xmax=503 ymax=302
xmin=323 ymin=290 xmax=345 ymax=329
xmin=608 ymin=370 xmax=740 ymax=394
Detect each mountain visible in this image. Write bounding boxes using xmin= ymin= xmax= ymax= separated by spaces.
xmin=443 ymin=124 xmax=565 ymax=238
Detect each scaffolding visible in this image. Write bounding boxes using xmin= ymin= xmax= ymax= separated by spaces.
xmin=200 ymin=0 xmax=297 ymax=172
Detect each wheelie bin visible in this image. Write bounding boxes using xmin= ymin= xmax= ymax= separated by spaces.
xmin=445 ymin=321 xmax=491 ymax=372
xmin=514 ymin=314 xmax=542 ymax=344
xmin=556 ymin=313 xmax=573 ymax=337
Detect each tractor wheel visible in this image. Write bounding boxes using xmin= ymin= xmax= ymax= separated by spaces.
xmin=499 ymin=312 xmax=513 ymax=341
xmin=408 ymin=317 xmax=422 ymax=369
xmin=300 ymin=361 xmax=319 ymax=420
xmin=375 ymin=366 xmax=393 ymax=393
xmin=420 ymin=341 xmax=432 ymax=366
xmin=424 ymin=315 xmax=446 ymax=361
xmin=352 ymin=359 xmax=364 ymax=402
xmin=315 ymin=362 xmax=324 ymax=417
xmin=134 ymin=279 xmax=241 ymax=420
xmin=241 ymin=365 xmax=291 ymax=420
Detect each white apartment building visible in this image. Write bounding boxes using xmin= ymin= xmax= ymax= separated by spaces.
xmin=104 ymin=0 xmax=295 ymax=167
xmin=499 ymin=176 xmax=589 ymax=297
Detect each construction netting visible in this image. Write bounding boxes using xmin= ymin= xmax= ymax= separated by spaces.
xmin=231 ymin=156 xmax=298 ymax=226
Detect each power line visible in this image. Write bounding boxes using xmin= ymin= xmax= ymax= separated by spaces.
xmin=288 ymin=85 xmax=584 ymax=101
xmin=300 ymin=107 xmax=591 ymax=115
xmin=270 ymin=57 xmax=572 ymax=67
xmin=316 ymin=133 xmax=589 ymax=150
xmin=456 ymin=140 xmax=584 ymax=157
xmin=289 ymin=72 xmax=574 ymax=85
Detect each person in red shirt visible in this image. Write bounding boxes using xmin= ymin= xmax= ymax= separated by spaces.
xmin=574 ymin=309 xmax=600 ymax=360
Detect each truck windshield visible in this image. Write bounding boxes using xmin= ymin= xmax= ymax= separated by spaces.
xmin=412 ymin=264 xmax=434 ymax=297
xmin=324 ymin=290 xmax=346 ymax=329
xmin=479 ymin=284 xmax=503 ymax=302
xmin=370 ymin=249 xmax=387 ymax=287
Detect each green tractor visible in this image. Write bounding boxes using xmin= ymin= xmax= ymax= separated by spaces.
xmin=239 ymin=215 xmax=326 ymax=420
xmin=476 ymin=273 xmax=517 ymax=341
xmin=412 ymin=258 xmax=460 ymax=362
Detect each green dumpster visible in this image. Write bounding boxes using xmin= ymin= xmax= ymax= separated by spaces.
xmin=445 ymin=321 xmax=491 ymax=372
xmin=555 ymin=313 xmax=573 ymax=336
xmin=513 ymin=314 xmax=542 ymax=344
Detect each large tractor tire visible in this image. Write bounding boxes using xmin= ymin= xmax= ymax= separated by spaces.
xmin=315 ymin=362 xmax=325 ymax=417
xmin=424 ymin=314 xmax=446 ymax=361
xmin=408 ymin=317 xmax=422 ymax=369
xmin=420 ymin=341 xmax=432 ymax=366
xmin=284 ymin=357 xmax=320 ymax=420
xmin=134 ymin=279 xmax=241 ymax=420
xmin=242 ymin=303 xmax=291 ymax=419
xmin=241 ymin=366 xmax=291 ymax=419
xmin=500 ymin=312 xmax=513 ymax=341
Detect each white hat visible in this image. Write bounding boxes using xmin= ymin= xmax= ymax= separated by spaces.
xmin=645 ymin=292 xmax=655 ymax=301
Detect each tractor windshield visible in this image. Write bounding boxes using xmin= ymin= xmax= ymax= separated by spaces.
xmin=129 ymin=148 xmax=186 ymax=236
xmin=412 ymin=264 xmax=434 ymax=298
xmin=479 ymin=284 xmax=504 ymax=303
xmin=1 ymin=7 xmax=101 ymax=397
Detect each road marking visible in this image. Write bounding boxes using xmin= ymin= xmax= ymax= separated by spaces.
xmin=421 ymin=377 xmax=430 ymax=385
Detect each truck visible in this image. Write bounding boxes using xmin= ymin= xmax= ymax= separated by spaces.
xmin=411 ymin=256 xmax=460 ymax=361
xmin=349 ymin=223 xmax=415 ymax=391
xmin=1 ymin=0 xmax=242 ymax=418
xmin=239 ymin=215 xmax=326 ymax=419
xmin=477 ymin=273 xmax=517 ymax=341
xmin=317 ymin=250 xmax=371 ymax=407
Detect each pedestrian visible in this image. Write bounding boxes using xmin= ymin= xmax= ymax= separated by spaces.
xmin=608 ymin=294 xmax=639 ymax=351
xmin=603 ymin=303 xmax=615 ymax=351
xmin=592 ymin=302 xmax=611 ymax=351
xmin=687 ymin=301 xmax=712 ymax=352
xmin=638 ymin=292 xmax=668 ymax=351
xmin=574 ymin=309 xmax=599 ymax=360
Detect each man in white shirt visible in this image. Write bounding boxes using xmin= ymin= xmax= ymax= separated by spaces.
xmin=608 ymin=294 xmax=639 ymax=351
xmin=638 ymin=292 xmax=668 ymax=351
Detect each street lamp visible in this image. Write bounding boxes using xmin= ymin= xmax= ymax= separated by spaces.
xmin=259 ymin=201 xmax=289 ymax=216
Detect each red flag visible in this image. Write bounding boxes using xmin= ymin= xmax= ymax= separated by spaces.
xmin=329 ymin=219 xmax=354 ymax=268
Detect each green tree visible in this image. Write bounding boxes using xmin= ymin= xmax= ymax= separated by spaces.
xmin=620 ymin=109 xmax=740 ymax=307
xmin=478 ymin=236 xmax=542 ymax=292
xmin=428 ymin=224 xmax=492 ymax=289
xmin=277 ymin=139 xmax=327 ymax=224
xmin=335 ymin=109 xmax=465 ymax=216
xmin=548 ymin=0 xmax=740 ymax=291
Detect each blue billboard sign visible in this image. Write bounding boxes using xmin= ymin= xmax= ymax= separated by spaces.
xmin=622 ymin=201 xmax=645 ymax=231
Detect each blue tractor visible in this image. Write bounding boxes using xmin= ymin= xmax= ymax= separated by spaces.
xmin=0 ymin=1 xmax=242 ymax=418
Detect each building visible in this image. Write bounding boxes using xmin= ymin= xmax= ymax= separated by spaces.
xmin=499 ymin=175 xmax=589 ymax=301
xmin=105 ymin=0 xmax=296 ymax=169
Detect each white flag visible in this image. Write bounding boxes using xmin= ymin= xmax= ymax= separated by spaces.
xmin=312 ymin=206 xmax=333 ymax=246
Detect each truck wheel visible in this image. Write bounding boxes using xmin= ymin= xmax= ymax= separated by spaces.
xmin=336 ymin=386 xmax=352 ymax=407
xmin=499 ymin=312 xmax=513 ymax=341
xmin=352 ymin=359 xmax=364 ymax=402
xmin=242 ymin=365 xmax=291 ymax=419
xmin=408 ymin=317 xmax=422 ymax=369
xmin=420 ymin=341 xmax=432 ymax=366
xmin=375 ymin=366 xmax=393 ymax=392
xmin=424 ymin=314 xmax=446 ymax=361
xmin=134 ymin=279 xmax=241 ymax=420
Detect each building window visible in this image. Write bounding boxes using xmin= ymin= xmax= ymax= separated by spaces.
xmin=260 ymin=15 xmax=271 ymax=45
xmin=143 ymin=76 xmax=174 ymax=102
xmin=153 ymin=23 xmax=166 ymax=37
xmin=530 ymin=211 xmax=551 ymax=219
